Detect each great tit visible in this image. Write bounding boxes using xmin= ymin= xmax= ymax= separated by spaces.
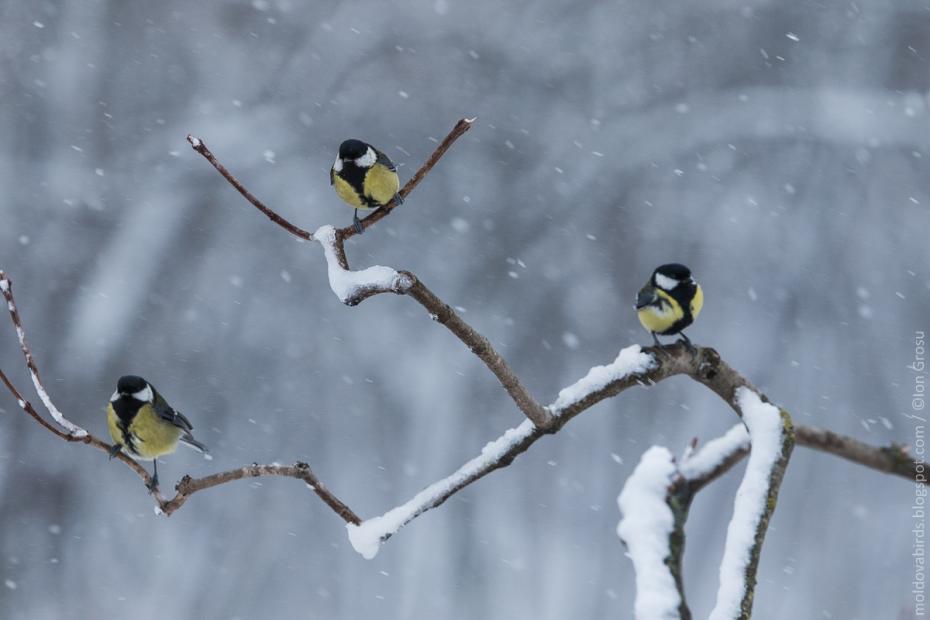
xmin=330 ymin=139 xmax=402 ymax=233
xmin=635 ymin=263 xmax=703 ymax=349
xmin=107 ymin=375 xmax=208 ymax=490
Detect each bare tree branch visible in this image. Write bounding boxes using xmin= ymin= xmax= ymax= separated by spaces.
xmin=405 ymin=279 xmax=553 ymax=428
xmin=186 ymin=118 xmax=474 ymax=244
xmin=186 ymin=136 xmax=314 ymax=241
xmin=336 ymin=117 xmax=475 ymax=240
xmin=160 ymin=463 xmax=360 ymax=523
xmin=795 ymin=424 xmax=915 ymax=479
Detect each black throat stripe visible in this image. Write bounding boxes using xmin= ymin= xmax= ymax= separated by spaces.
xmin=337 ymin=162 xmax=376 ymax=207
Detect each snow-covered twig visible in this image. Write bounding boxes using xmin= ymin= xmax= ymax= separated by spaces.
xmin=617 ymin=446 xmax=683 ymax=620
xmin=709 ymin=389 xmax=794 ymax=620
xmin=341 ymin=343 xmax=920 ymax=561
xmin=347 ymin=419 xmax=537 ymax=559
xmin=550 ymin=345 xmax=656 ymax=412
xmin=0 ymin=272 xmax=86 ymax=437
xmin=314 ymin=225 xmax=415 ymax=306
xmin=679 ymin=424 xmax=750 ymax=489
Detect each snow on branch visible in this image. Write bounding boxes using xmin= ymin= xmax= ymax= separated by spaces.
xmin=550 ymin=345 xmax=655 ymax=413
xmin=347 ymin=419 xmax=537 ymax=559
xmin=709 ymin=388 xmax=794 ymax=620
xmin=314 ymin=225 xmax=415 ymax=306
xmin=0 ymin=271 xmax=87 ymax=437
xmin=679 ymin=424 xmax=749 ymax=486
xmin=617 ymin=446 xmax=682 ymax=620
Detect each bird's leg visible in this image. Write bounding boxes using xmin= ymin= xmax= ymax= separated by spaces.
xmin=678 ymin=332 xmax=697 ymax=356
xmin=393 ymin=192 xmax=404 ymax=205
xmin=353 ymin=210 xmax=364 ymax=234
xmin=147 ymin=460 xmax=159 ymax=493
xmin=651 ymin=332 xmax=672 ymax=359
xmin=108 ymin=444 xmax=121 ymax=460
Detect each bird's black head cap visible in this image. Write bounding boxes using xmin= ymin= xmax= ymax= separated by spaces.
xmin=117 ymin=375 xmax=147 ymax=395
xmin=338 ymin=139 xmax=369 ymax=159
xmin=654 ymin=263 xmax=692 ymax=280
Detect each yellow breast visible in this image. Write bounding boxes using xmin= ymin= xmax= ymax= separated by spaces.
xmin=333 ymin=175 xmax=366 ymax=209
xmin=107 ymin=403 xmax=126 ymax=448
xmin=637 ymin=289 xmax=684 ymax=334
xmin=108 ymin=403 xmax=183 ymax=459
xmin=690 ymin=284 xmax=704 ymax=319
xmin=362 ymin=165 xmax=400 ymax=207
xmin=130 ymin=405 xmax=183 ymax=458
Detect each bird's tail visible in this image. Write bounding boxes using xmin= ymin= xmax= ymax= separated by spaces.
xmin=179 ymin=433 xmax=209 ymax=454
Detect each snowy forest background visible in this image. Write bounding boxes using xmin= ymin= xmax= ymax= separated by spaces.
xmin=0 ymin=1 xmax=927 ymax=618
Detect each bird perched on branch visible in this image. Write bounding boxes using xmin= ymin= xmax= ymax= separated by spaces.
xmin=635 ymin=263 xmax=703 ymax=350
xmin=330 ymin=138 xmax=402 ymax=233
xmin=107 ymin=375 xmax=208 ymax=491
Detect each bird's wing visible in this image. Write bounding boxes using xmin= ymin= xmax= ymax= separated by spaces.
xmin=375 ymin=149 xmax=397 ymax=172
xmin=152 ymin=391 xmax=194 ymax=432
xmin=329 ymin=165 xmax=335 ymax=186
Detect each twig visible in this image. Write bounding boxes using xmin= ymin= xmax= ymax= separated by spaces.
xmin=795 ymin=424 xmax=915 ymax=479
xmin=0 ymin=272 xmax=358 ymax=521
xmin=1 ymin=272 xmax=86 ymax=437
xmin=159 ymin=463 xmax=360 ymax=523
xmin=312 ymin=225 xmax=552 ymax=427
xmin=406 ymin=279 xmax=553 ymax=428
xmin=664 ymin=425 xmax=752 ymax=617
xmin=337 ymin=117 xmax=475 ymax=240
xmin=186 ymin=118 xmax=474 ymax=245
xmin=186 ymin=135 xmax=314 ymax=241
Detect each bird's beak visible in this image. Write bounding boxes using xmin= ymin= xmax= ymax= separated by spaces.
xmin=635 ymin=285 xmax=658 ymax=309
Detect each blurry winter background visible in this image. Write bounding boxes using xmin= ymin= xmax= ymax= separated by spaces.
xmin=0 ymin=0 xmax=927 ymax=618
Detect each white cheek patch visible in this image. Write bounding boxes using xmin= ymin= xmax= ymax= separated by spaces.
xmin=654 ymin=273 xmax=680 ymax=291
xmin=355 ymin=147 xmax=376 ymax=168
xmin=333 ymin=156 xmax=343 ymax=173
xmin=110 ymin=390 xmax=120 ymax=402
xmin=132 ymin=385 xmax=153 ymax=403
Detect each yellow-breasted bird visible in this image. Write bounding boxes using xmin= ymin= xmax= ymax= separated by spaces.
xmin=635 ymin=263 xmax=703 ymax=349
xmin=330 ymin=138 xmax=402 ymax=233
xmin=107 ymin=375 xmax=207 ymax=490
